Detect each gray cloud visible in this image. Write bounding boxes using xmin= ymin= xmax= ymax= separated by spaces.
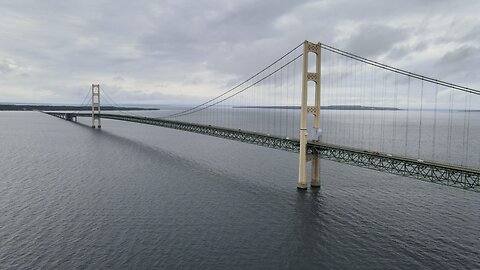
xmin=0 ymin=0 xmax=479 ymax=104
xmin=440 ymin=46 xmax=478 ymax=64
xmin=436 ymin=46 xmax=480 ymax=85
xmin=343 ymin=24 xmax=409 ymax=57
xmin=0 ymin=62 xmax=12 ymax=75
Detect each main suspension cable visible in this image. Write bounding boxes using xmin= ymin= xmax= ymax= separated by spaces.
xmin=161 ymin=42 xmax=304 ymax=119
xmin=162 ymin=53 xmax=303 ymax=119
xmin=321 ymin=43 xmax=480 ymax=95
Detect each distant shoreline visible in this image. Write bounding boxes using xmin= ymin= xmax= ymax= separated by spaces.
xmin=0 ymin=104 xmax=159 ymax=111
xmin=2 ymin=104 xmax=478 ymax=112
xmin=233 ymin=105 xmax=401 ymax=111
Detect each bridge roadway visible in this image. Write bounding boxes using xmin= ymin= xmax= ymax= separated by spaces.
xmin=45 ymin=112 xmax=480 ymax=192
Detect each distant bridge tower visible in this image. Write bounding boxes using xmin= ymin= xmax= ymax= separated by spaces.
xmin=298 ymin=41 xmax=321 ymax=190
xmin=91 ymin=84 xmax=101 ymax=128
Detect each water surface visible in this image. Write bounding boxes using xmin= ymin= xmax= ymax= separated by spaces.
xmin=0 ymin=112 xmax=479 ymax=269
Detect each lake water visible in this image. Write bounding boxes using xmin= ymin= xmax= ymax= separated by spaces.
xmin=1 ymin=111 xmax=479 ymax=269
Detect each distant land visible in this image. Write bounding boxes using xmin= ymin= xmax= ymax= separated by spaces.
xmin=2 ymin=104 xmax=478 ymax=112
xmin=233 ymin=105 xmax=401 ymax=110
xmin=0 ymin=104 xmax=158 ymax=111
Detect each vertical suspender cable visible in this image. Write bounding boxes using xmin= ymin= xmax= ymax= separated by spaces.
xmin=348 ymin=57 xmax=354 ymax=146
xmin=462 ymin=92 xmax=468 ymax=166
xmin=381 ymin=72 xmax=386 ymax=153
xmin=262 ymin=73 xmax=265 ymax=134
xmin=418 ymin=79 xmax=424 ymax=159
xmin=371 ymin=66 xmax=376 ymax=150
xmin=352 ymin=59 xmax=358 ymax=147
xmin=404 ymin=77 xmax=411 ymax=157
xmin=465 ymin=94 xmax=471 ymax=167
xmin=284 ymin=56 xmax=287 ymax=137
xmin=340 ymin=56 xmax=345 ymax=146
xmin=393 ymin=73 xmax=398 ymax=154
xmin=292 ymin=56 xmax=296 ymax=138
xmin=274 ymin=62 xmax=278 ymax=136
xmin=447 ymin=90 xmax=454 ymax=164
xmin=361 ymin=60 xmax=366 ymax=149
xmin=280 ymin=59 xmax=283 ymax=137
xmin=432 ymin=84 xmax=438 ymax=161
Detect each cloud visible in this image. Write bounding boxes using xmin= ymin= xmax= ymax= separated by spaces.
xmin=0 ymin=0 xmax=479 ymax=104
xmin=436 ymin=45 xmax=480 ymax=85
xmin=0 ymin=60 xmax=13 ymax=75
xmin=440 ymin=46 xmax=478 ymax=65
xmin=342 ymin=24 xmax=409 ymax=57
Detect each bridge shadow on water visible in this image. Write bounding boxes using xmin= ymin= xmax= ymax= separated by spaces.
xmin=71 ymin=120 xmax=326 ymax=199
xmin=73 ymin=120 xmax=332 ymax=260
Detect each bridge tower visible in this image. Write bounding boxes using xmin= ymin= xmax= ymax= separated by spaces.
xmin=298 ymin=41 xmax=322 ymax=190
xmin=91 ymin=84 xmax=101 ymax=129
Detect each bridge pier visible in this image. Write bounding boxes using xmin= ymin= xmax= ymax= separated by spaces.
xmin=65 ymin=113 xmax=77 ymax=122
xmin=311 ymin=156 xmax=320 ymax=188
xmin=297 ymin=131 xmax=308 ymax=190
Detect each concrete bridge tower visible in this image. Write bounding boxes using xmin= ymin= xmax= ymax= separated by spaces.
xmin=297 ymin=41 xmax=322 ymax=190
xmin=91 ymin=84 xmax=101 ymax=128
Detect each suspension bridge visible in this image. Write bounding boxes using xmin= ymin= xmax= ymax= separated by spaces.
xmin=45 ymin=40 xmax=480 ymax=192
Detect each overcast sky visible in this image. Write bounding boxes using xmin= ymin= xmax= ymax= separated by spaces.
xmin=0 ymin=0 xmax=478 ymax=105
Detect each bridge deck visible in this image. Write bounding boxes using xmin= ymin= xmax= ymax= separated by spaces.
xmin=45 ymin=112 xmax=480 ymax=192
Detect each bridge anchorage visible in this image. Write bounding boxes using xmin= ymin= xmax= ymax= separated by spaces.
xmin=44 ymin=39 xmax=480 ymax=192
